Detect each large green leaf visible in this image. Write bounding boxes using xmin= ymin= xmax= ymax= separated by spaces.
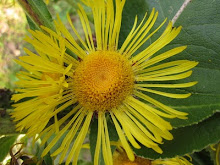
xmin=149 ymin=0 xmax=220 ymax=127
xmin=134 ymin=113 xmax=220 ymax=159
xmin=120 ymin=0 xmax=220 ymax=128
xmin=119 ymin=0 xmax=184 ymax=46
xmin=0 ymin=135 xmax=18 ymax=161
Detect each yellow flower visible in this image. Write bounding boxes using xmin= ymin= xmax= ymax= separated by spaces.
xmin=11 ymin=34 xmax=73 ymax=138
xmin=44 ymin=0 xmax=49 ymax=5
xmin=12 ymin=0 xmax=198 ymax=164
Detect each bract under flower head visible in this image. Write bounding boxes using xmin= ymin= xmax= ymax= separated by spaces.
xmin=12 ymin=0 xmax=198 ymax=164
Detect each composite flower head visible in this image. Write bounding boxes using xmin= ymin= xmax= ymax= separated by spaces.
xmin=12 ymin=0 xmax=198 ymax=164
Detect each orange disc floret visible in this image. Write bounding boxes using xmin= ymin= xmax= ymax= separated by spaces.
xmin=73 ymin=51 xmax=134 ymax=111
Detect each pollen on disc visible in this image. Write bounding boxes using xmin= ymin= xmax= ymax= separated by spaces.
xmin=73 ymin=51 xmax=134 ymax=111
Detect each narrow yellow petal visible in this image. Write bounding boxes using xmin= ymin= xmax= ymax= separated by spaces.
xmin=55 ymin=15 xmax=86 ymax=59
xmin=103 ymin=115 xmax=113 ymax=165
xmin=132 ymin=23 xmax=182 ymax=69
xmin=77 ymin=5 xmax=95 ymax=51
xmin=136 ymin=60 xmax=189 ymax=74
xmin=136 ymin=87 xmax=191 ymax=99
xmin=110 ymin=111 xmax=135 ymax=161
xmin=135 ymin=82 xmax=198 ymax=88
xmin=115 ymin=108 xmax=141 ymax=149
xmin=109 ymin=0 xmax=126 ymax=49
xmin=114 ymin=109 xmax=160 ymax=150
xmin=136 ymin=70 xmax=193 ymax=81
xmin=104 ymin=0 xmax=114 ymax=50
xmin=66 ymin=111 xmax=93 ymax=165
xmin=134 ymin=90 xmax=188 ymax=118
xmin=136 ymin=61 xmax=198 ymax=77
xmin=67 ymin=13 xmax=90 ymax=51
xmin=94 ymin=112 xmax=102 ymax=165
xmin=48 ymin=99 xmax=77 ymax=118
xmin=41 ymin=108 xmax=83 ymax=157
xmin=124 ymin=10 xmax=159 ymax=56
xmin=128 ymin=18 xmax=167 ymax=57
xmin=101 ymin=116 xmax=109 ymax=165
xmin=127 ymin=103 xmax=173 ymax=141
xmin=126 ymin=96 xmax=172 ymax=131
xmin=51 ymin=109 xmax=84 ymax=157
xmin=58 ymin=113 xmax=85 ymax=163
xmin=119 ymin=11 xmax=149 ymax=54
xmin=134 ymin=46 xmax=187 ymax=72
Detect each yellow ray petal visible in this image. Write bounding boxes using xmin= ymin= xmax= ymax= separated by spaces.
xmin=135 ymin=82 xmax=198 ymax=88
xmin=66 ymin=111 xmax=93 ymax=165
xmin=41 ymin=108 xmax=84 ymax=157
xmin=94 ymin=112 xmax=102 ymax=165
xmin=134 ymin=46 xmax=187 ymax=72
xmin=128 ymin=17 xmax=167 ymax=58
xmin=124 ymin=103 xmax=173 ymax=141
xmin=110 ymin=111 xmax=135 ymax=161
xmin=136 ymin=87 xmax=191 ymax=99
xmin=67 ymin=13 xmax=90 ymax=51
xmin=115 ymin=108 xmax=141 ymax=149
xmin=109 ymin=0 xmax=126 ymax=50
xmin=136 ymin=61 xmax=198 ymax=77
xmin=55 ymin=15 xmax=86 ymax=59
xmin=51 ymin=109 xmax=84 ymax=157
xmin=126 ymin=96 xmax=172 ymax=131
xmin=103 ymin=115 xmax=113 ymax=165
xmin=136 ymin=70 xmax=193 ymax=81
xmin=120 ymin=9 xmax=156 ymax=55
xmin=113 ymin=109 xmax=162 ymax=153
xmin=77 ymin=5 xmax=95 ymax=51
xmin=134 ymin=90 xmax=188 ymax=118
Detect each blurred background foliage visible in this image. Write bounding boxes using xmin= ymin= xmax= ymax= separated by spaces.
xmin=0 ymin=0 xmax=25 ymax=89
xmin=0 ymin=0 xmax=83 ymax=89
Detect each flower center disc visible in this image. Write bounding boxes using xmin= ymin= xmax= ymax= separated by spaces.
xmin=73 ymin=51 xmax=134 ymax=111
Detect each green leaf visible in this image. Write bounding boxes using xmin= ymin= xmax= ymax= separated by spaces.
xmin=134 ymin=113 xmax=220 ymax=159
xmin=151 ymin=0 xmax=220 ymax=128
xmin=119 ymin=0 xmax=147 ymax=47
xmin=120 ymin=0 xmax=220 ymax=128
xmin=144 ymin=0 xmax=185 ymax=40
xmin=26 ymin=14 xmax=40 ymax=30
xmin=18 ymin=0 xmax=55 ymax=30
xmin=119 ymin=0 xmax=184 ymax=46
xmin=0 ymin=135 xmax=18 ymax=161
